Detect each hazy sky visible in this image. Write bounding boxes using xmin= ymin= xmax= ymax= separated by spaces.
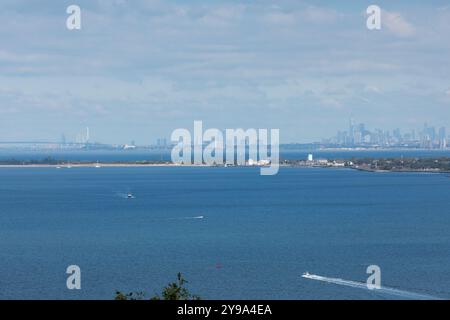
xmin=0 ymin=0 xmax=449 ymax=143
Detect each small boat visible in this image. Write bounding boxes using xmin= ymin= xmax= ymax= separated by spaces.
xmin=95 ymin=161 xmax=101 ymax=168
xmin=303 ymin=272 xmax=310 ymax=277
xmin=127 ymin=193 xmax=134 ymax=199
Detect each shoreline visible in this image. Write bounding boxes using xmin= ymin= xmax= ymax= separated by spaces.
xmin=351 ymin=167 xmax=450 ymax=174
xmin=0 ymin=162 xmax=449 ymax=174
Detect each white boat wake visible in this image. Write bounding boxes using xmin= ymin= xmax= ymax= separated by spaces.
xmin=302 ymin=273 xmax=442 ymax=300
xmin=167 ymin=215 xmax=204 ymax=220
xmin=116 ymin=192 xmax=135 ymax=199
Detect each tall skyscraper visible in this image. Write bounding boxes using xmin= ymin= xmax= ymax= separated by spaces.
xmin=349 ymin=118 xmax=355 ymax=145
xmin=439 ymin=127 xmax=446 ymax=140
xmin=86 ymin=127 xmax=90 ymax=143
xmin=439 ymin=127 xmax=447 ymax=149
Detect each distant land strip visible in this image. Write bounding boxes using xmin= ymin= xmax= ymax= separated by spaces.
xmin=1 ymin=157 xmax=450 ymax=173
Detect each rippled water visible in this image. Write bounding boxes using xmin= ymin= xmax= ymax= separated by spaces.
xmin=0 ymin=166 xmax=449 ymax=299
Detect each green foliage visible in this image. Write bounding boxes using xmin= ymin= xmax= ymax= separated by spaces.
xmin=352 ymin=157 xmax=450 ymax=171
xmin=115 ymin=273 xmax=200 ymax=300
xmin=114 ymin=291 xmax=146 ymax=300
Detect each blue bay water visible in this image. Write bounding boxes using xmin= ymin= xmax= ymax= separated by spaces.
xmin=1 ymin=149 xmax=450 ymax=162
xmin=0 ymin=166 xmax=450 ymax=299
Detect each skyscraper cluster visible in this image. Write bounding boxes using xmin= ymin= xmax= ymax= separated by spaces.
xmin=74 ymin=127 xmax=90 ymax=144
xmin=325 ymin=119 xmax=448 ymax=149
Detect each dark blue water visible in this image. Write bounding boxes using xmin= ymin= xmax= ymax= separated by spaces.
xmin=0 ymin=166 xmax=449 ymax=300
xmin=1 ymin=149 xmax=450 ymax=162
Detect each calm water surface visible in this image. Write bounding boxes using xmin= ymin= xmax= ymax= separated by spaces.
xmin=0 ymin=166 xmax=449 ymax=299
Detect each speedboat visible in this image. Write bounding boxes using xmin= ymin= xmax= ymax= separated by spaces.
xmin=303 ymin=272 xmax=310 ymax=277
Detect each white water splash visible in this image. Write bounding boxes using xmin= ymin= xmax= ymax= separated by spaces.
xmin=167 ymin=215 xmax=204 ymax=220
xmin=302 ymin=273 xmax=442 ymax=300
xmin=116 ymin=192 xmax=135 ymax=199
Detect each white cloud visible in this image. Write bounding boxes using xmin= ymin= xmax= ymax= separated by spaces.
xmin=0 ymin=1 xmax=448 ymax=142
xmin=319 ymin=97 xmax=342 ymax=109
xmin=303 ymin=6 xmax=338 ymax=24
xmin=198 ymin=4 xmax=246 ymax=27
xmin=264 ymin=5 xmax=337 ymax=26
xmin=364 ymin=85 xmax=382 ymax=94
xmin=382 ymin=10 xmax=415 ymax=37
xmin=264 ymin=11 xmax=296 ymax=25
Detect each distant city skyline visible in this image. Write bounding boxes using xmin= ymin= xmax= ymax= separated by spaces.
xmin=324 ymin=118 xmax=448 ymax=149
xmin=1 ymin=118 xmax=449 ymax=151
xmin=0 ymin=1 xmax=449 ymax=143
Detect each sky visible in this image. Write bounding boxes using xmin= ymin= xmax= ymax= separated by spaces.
xmin=0 ymin=0 xmax=449 ymax=144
